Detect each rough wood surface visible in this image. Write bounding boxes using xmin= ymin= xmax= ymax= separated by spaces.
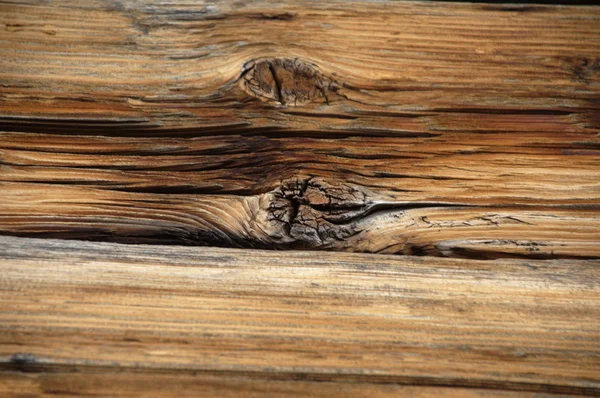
xmin=1 ymin=0 xmax=599 ymax=259
xmin=0 ymin=373 xmax=588 ymax=398
xmin=4 ymin=373 xmax=579 ymax=398
xmin=0 ymin=236 xmax=598 ymax=396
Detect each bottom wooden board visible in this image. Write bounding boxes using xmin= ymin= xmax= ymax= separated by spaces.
xmin=0 ymin=236 xmax=598 ymax=396
xmin=0 ymin=371 xmax=580 ymax=398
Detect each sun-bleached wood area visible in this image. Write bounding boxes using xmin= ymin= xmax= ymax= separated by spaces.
xmin=0 ymin=0 xmax=599 ymax=396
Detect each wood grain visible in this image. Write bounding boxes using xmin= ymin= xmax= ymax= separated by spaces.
xmin=0 ymin=0 xmax=599 ymax=259
xmin=0 ymin=236 xmax=599 ymax=396
xmin=0 ymin=372 xmax=585 ymax=398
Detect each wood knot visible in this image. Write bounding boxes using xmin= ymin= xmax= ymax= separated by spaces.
xmin=565 ymin=56 xmax=600 ymax=84
xmin=260 ymin=177 xmax=371 ymax=248
xmin=239 ymin=58 xmax=338 ymax=107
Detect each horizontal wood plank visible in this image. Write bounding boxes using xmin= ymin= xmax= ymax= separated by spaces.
xmin=1 ymin=0 xmax=599 ymax=258
xmin=1 ymin=130 xmax=598 ymax=258
xmin=2 ymin=0 xmax=599 ymax=132
xmin=0 ymin=236 xmax=598 ymax=395
xmin=0 ymin=372 xmax=584 ymax=398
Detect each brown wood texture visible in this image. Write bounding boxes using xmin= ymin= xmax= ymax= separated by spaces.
xmin=1 ymin=0 xmax=599 ymax=259
xmin=0 ymin=236 xmax=599 ymax=396
xmin=3 ymin=372 xmax=577 ymax=398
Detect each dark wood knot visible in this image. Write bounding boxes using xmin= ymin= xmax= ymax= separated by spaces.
xmin=239 ymin=58 xmax=338 ymax=107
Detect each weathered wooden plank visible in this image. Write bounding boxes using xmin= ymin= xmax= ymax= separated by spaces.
xmin=0 ymin=236 xmax=598 ymax=395
xmin=1 ymin=132 xmax=598 ymax=258
xmin=0 ymin=0 xmax=599 ymax=258
xmin=0 ymin=372 xmax=583 ymax=398
xmin=1 ymin=0 xmax=599 ymax=131
xmin=2 ymin=0 xmax=599 ymax=131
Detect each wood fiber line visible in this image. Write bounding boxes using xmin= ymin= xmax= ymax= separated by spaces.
xmin=0 ymin=0 xmax=599 ymax=258
xmin=0 ymin=236 xmax=599 ymax=396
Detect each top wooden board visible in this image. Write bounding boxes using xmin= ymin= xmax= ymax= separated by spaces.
xmin=0 ymin=0 xmax=599 ymax=259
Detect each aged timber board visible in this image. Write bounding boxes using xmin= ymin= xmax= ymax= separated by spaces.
xmin=0 ymin=236 xmax=598 ymax=396
xmin=0 ymin=0 xmax=599 ymax=259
